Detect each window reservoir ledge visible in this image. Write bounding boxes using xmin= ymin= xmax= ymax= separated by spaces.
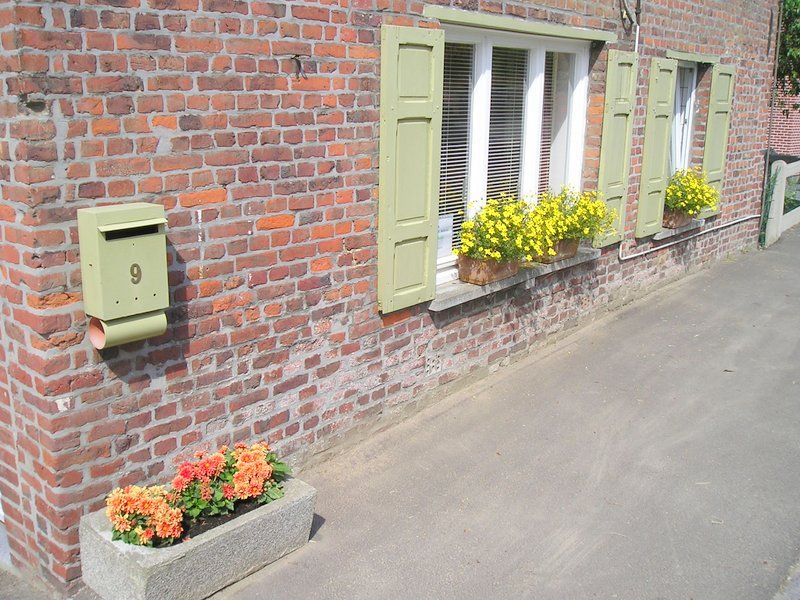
xmin=665 ymin=50 xmax=720 ymax=64
xmin=422 ymin=5 xmax=618 ymax=43
xmin=428 ymin=247 xmax=601 ymax=313
xmin=652 ymin=218 xmax=705 ymax=241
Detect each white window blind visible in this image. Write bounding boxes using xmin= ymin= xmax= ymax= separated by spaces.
xmin=486 ymin=46 xmax=528 ymax=199
xmin=670 ymin=64 xmax=697 ymax=171
xmin=438 ymin=43 xmax=474 ymax=256
xmin=538 ymin=52 xmax=555 ymax=196
xmin=547 ymin=52 xmax=574 ymax=192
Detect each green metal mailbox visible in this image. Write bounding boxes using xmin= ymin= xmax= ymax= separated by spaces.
xmin=78 ymin=203 xmax=169 ymax=349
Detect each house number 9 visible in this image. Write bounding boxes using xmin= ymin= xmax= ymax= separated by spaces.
xmin=130 ymin=263 xmax=142 ymax=285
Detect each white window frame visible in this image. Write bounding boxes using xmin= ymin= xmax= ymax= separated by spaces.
xmin=670 ymin=61 xmax=698 ymax=172
xmin=437 ymin=26 xmax=590 ymax=284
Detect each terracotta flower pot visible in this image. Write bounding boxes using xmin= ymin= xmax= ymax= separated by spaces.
xmin=457 ymin=255 xmax=520 ymax=286
xmin=529 ymin=238 xmax=580 ymax=264
xmin=662 ymin=209 xmax=693 ymax=229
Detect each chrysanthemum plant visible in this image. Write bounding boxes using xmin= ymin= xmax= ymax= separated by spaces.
xmin=664 ymin=167 xmax=719 ymax=216
xmin=525 ymin=188 xmax=615 ymax=258
xmin=106 ymin=485 xmax=183 ymax=547
xmin=106 ymin=442 xmax=291 ymax=546
xmin=455 ymin=196 xmax=529 ymax=263
xmin=172 ymin=443 xmax=290 ymax=520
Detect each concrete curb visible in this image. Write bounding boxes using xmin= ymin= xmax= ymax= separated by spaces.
xmin=774 ymin=558 xmax=800 ymax=600
xmin=79 ymin=478 xmax=316 ymax=600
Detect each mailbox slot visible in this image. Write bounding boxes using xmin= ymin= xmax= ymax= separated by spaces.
xmin=98 ymin=217 xmax=166 ymax=241
xmin=104 ymin=225 xmax=159 ymax=240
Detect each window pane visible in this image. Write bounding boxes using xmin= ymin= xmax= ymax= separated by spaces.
xmin=486 ymin=46 xmax=527 ymax=200
xmin=538 ymin=52 xmax=555 ymax=195
xmin=438 ymin=42 xmax=473 ymax=258
xmin=671 ymin=66 xmax=696 ymax=171
xmin=541 ymin=51 xmax=574 ymax=193
xmin=785 ymin=174 xmax=800 ymax=215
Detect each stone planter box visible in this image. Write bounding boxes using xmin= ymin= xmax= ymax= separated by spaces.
xmin=527 ymin=238 xmax=580 ymax=265
xmin=456 ymin=255 xmax=520 ymax=285
xmin=80 ymin=478 xmax=316 ymax=600
xmin=662 ymin=208 xmax=693 ymax=229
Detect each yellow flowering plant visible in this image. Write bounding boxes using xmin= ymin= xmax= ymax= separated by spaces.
xmin=664 ymin=167 xmax=719 ymax=216
xmin=525 ymin=188 xmax=615 ymax=257
xmin=455 ymin=197 xmax=529 ymax=262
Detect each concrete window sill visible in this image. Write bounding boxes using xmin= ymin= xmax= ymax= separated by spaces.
xmin=428 ymin=247 xmax=601 ymax=313
xmin=653 ymin=218 xmax=705 ymax=241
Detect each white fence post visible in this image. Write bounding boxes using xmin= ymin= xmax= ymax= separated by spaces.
xmin=765 ymin=160 xmax=786 ymax=248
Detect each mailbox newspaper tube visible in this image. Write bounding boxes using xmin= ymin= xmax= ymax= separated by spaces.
xmin=77 ymin=203 xmax=169 ymax=349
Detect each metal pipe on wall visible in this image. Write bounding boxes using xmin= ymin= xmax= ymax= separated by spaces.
xmin=618 ymin=214 xmax=762 ymax=262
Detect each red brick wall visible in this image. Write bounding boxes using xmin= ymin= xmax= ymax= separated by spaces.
xmin=771 ymin=93 xmax=800 ymax=157
xmin=0 ymin=0 xmax=778 ymax=593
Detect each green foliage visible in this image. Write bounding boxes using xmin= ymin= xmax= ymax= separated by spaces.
xmin=456 ymin=190 xmax=615 ymax=262
xmin=108 ymin=443 xmax=293 ymax=547
xmin=171 ymin=444 xmax=292 ymax=525
xmin=111 ymin=522 xmax=176 ymax=548
xmin=266 ymin=452 xmax=290 ymax=482
xmin=455 ymin=197 xmax=529 ymax=262
xmin=257 ymin=453 xmax=290 ymax=506
xmin=779 ymin=0 xmax=800 ymax=98
xmin=258 ymin=480 xmax=286 ymax=504
xmin=525 ymin=189 xmax=615 ymax=258
xmin=664 ymin=167 xmax=720 ymax=216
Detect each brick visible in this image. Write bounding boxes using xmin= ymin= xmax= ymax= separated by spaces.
xmin=96 ymin=157 xmax=149 ymax=177
xmin=116 ymin=33 xmax=170 ymax=51
xmin=176 ymin=36 xmax=222 ymax=53
xmin=86 ymin=76 xmax=143 ymax=93
xmin=179 ymin=187 xmax=227 ymax=207
xmin=256 ymin=214 xmax=294 ymax=230
xmin=19 ymin=29 xmax=82 ymax=51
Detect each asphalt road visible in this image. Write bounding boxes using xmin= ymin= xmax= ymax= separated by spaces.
xmin=219 ymin=227 xmax=800 ymax=600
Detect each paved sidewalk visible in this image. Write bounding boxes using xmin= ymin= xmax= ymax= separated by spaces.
xmin=216 ymin=228 xmax=800 ymax=600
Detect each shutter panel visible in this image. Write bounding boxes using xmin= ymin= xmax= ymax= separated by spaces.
xmin=701 ymin=63 xmax=736 ymax=217
xmin=377 ymin=25 xmax=444 ymax=313
xmin=635 ymin=57 xmax=677 ymax=238
xmin=595 ymin=50 xmax=638 ymax=247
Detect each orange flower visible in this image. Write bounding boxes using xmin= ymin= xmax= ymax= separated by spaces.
xmin=231 ymin=444 xmax=274 ymax=500
xmin=177 ymin=462 xmax=195 ymax=480
xmin=106 ymin=485 xmax=183 ymax=546
xmin=171 ymin=475 xmax=190 ymax=492
xmin=196 ymin=452 xmax=225 ymax=480
xmin=222 ymin=484 xmax=235 ymax=500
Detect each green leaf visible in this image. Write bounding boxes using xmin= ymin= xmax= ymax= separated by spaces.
xmin=780 ymin=0 xmax=800 ymax=101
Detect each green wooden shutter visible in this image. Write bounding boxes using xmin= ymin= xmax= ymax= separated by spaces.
xmin=701 ymin=64 xmax=736 ymax=217
xmin=595 ymin=50 xmax=638 ymax=247
xmin=635 ymin=57 xmax=677 ymax=238
xmin=377 ymin=25 xmax=444 ymax=313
